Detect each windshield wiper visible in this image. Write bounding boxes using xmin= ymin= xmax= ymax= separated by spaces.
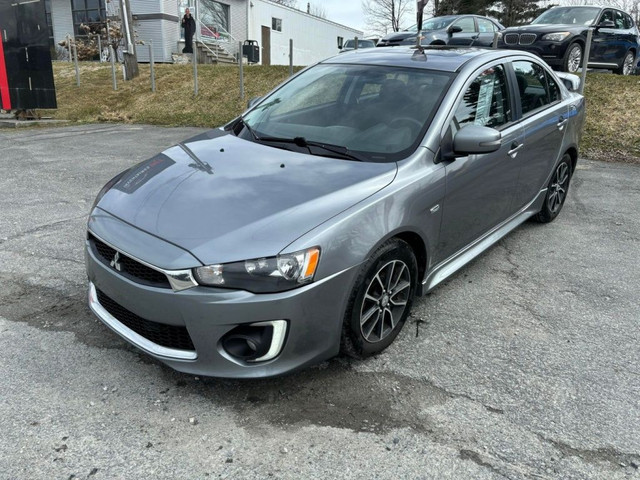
xmin=258 ymin=136 xmax=365 ymax=162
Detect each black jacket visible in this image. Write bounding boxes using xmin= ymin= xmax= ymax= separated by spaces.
xmin=182 ymin=14 xmax=196 ymax=38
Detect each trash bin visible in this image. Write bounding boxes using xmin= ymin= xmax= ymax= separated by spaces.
xmin=242 ymin=40 xmax=260 ymax=64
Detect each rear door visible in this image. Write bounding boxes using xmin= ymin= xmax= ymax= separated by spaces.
xmin=509 ymin=60 xmax=568 ymax=210
xmin=436 ymin=63 xmax=523 ymax=261
xmin=475 ymin=18 xmax=498 ymax=46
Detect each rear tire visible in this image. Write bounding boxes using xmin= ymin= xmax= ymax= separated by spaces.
xmin=341 ymin=239 xmax=417 ymax=359
xmin=534 ymin=154 xmax=572 ymax=223
xmin=616 ymin=51 xmax=635 ymax=75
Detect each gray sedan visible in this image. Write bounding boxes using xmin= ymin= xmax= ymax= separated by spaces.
xmin=86 ymin=47 xmax=585 ymax=378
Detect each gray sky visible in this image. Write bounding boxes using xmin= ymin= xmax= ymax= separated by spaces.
xmin=320 ymin=0 xmax=368 ymax=33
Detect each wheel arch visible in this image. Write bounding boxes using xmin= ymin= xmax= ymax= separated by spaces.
xmin=565 ymin=146 xmax=578 ymax=173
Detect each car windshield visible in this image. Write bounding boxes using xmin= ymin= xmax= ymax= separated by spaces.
xmin=531 ymin=7 xmax=600 ymax=25
xmin=241 ymin=64 xmax=452 ymax=162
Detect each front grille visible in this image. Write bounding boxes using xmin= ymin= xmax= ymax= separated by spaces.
xmin=89 ymin=233 xmax=171 ymax=289
xmin=519 ymin=33 xmax=537 ymax=45
xmin=96 ymin=288 xmax=195 ymax=351
xmin=504 ymin=33 xmax=519 ymax=45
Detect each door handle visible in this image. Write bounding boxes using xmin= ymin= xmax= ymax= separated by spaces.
xmin=508 ymin=142 xmax=523 ymax=158
xmin=557 ymin=116 xmax=568 ymax=131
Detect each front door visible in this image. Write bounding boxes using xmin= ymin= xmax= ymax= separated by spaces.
xmin=437 ymin=64 xmax=523 ymax=262
xmin=261 ymin=25 xmax=271 ymax=66
xmin=448 ymin=16 xmax=478 ymax=46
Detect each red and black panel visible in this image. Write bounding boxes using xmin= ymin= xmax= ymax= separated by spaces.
xmin=0 ymin=0 xmax=56 ymax=111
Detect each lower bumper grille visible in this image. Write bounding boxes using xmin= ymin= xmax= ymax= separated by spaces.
xmin=95 ymin=288 xmax=195 ymax=351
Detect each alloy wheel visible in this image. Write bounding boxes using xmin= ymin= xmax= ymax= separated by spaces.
xmin=547 ymin=162 xmax=570 ymax=214
xmin=360 ymin=260 xmax=411 ymax=343
xmin=567 ymin=45 xmax=582 ymax=73
xmin=622 ymin=53 xmax=634 ymax=75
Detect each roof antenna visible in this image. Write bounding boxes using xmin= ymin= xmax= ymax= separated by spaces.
xmin=414 ymin=0 xmax=428 ymax=55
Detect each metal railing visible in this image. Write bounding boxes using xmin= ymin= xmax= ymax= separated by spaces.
xmin=195 ymin=20 xmax=238 ymax=60
xmin=193 ymin=19 xmax=219 ymax=62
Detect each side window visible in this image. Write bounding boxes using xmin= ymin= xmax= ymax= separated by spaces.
xmin=599 ymin=10 xmax=614 ymax=24
xmin=513 ymin=61 xmax=554 ymax=115
xmin=614 ymin=10 xmax=625 ymax=29
xmin=453 ymin=17 xmax=476 ymax=33
xmin=546 ymin=72 xmax=561 ymax=103
xmin=477 ymin=18 xmax=495 ymax=33
xmin=451 ymin=65 xmax=511 ymax=130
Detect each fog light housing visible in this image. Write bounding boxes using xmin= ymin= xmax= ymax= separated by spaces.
xmin=220 ymin=320 xmax=287 ymax=363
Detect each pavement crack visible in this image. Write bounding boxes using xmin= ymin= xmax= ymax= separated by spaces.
xmin=1 ymin=214 xmax=87 ymax=244
xmin=421 ymin=376 xmax=504 ymax=417
xmin=459 ymin=449 xmax=512 ymax=479
xmin=533 ymin=431 xmax=640 ymax=468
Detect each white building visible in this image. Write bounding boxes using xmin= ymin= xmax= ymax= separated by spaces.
xmin=46 ymin=0 xmax=363 ymax=64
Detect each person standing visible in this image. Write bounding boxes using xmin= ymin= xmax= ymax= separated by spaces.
xmin=181 ymin=8 xmax=196 ymax=53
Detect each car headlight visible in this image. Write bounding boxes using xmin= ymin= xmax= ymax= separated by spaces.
xmin=542 ymin=32 xmax=571 ymax=42
xmin=193 ymin=247 xmax=320 ymax=293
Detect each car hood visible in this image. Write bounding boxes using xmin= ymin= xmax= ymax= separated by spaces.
xmin=96 ymin=131 xmax=397 ymax=265
xmin=503 ymin=24 xmax=587 ymax=34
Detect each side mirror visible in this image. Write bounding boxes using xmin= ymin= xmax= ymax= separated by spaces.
xmin=596 ymin=20 xmax=615 ymax=29
xmin=247 ymin=96 xmax=263 ymax=109
xmin=453 ymin=125 xmax=501 ymax=155
xmin=555 ymin=71 xmax=580 ymax=92
xmin=448 ymin=25 xmax=463 ymax=34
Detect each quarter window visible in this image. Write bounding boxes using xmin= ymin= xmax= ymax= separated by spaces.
xmin=513 ymin=61 xmax=556 ymax=115
xmin=452 ymin=65 xmax=511 ymax=130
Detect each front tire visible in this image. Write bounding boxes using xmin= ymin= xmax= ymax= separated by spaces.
xmin=534 ymin=154 xmax=572 ymax=223
xmin=341 ymin=239 xmax=417 ymax=359
xmin=563 ymin=42 xmax=583 ymax=73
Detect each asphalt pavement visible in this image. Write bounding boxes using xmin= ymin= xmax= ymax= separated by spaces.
xmin=1 ymin=124 xmax=639 ymax=480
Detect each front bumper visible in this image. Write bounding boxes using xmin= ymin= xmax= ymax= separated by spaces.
xmin=85 ymin=236 xmax=359 ymax=379
xmin=499 ymin=42 xmax=567 ymax=67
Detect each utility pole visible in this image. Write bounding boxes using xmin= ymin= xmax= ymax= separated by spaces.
xmin=119 ymin=0 xmax=139 ymax=80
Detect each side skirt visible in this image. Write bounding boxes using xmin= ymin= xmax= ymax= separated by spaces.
xmin=420 ymin=188 xmax=547 ymax=294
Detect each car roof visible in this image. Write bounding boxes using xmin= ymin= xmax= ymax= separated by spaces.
xmin=323 ymin=46 xmax=525 ymax=73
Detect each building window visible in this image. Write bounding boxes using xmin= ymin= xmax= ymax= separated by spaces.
xmin=71 ymin=0 xmax=106 ymax=36
xmin=199 ymin=0 xmax=230 ymax=40
xmin=272 ymin=17 xmax=282 ymax=32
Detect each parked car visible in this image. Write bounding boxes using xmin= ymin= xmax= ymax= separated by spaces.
xmin=86 ymin=46 xmax=585 ymax=378
xmin=499 ymin=6 xmax=639 ymax=75
xmin=340 ymin=38 xmax=376 ymax=52
xmin=377 ymin=15 xmax=504 ymax=47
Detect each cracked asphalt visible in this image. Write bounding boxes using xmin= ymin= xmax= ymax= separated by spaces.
xmin=1 ymin=124 xmax=639 ymax=480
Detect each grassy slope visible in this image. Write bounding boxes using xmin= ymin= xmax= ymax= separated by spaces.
xmin=44 ymin=63 xmax=639 ymax=163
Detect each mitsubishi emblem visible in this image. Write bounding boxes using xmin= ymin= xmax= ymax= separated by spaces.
xmin=110 ymin=251 xmax=123 ymax=272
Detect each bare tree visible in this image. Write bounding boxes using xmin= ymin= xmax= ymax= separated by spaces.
xmin=363 ymin=0 xmax=415 ymax=35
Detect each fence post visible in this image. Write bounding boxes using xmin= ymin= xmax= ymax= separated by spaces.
xmin=492 ymin=31 xmax=499 ymax=48
xmin=193 ymin=44 xmax=198 ymax=96
xmin=289 ymin=39 xmax=293 ymax=77
xmin=97 ymin=35 xmax=102 ymax=62
xmin=579 ymin=28 xmax=593 ymax=95
xmin=73 ymin=43 xmax=80 ymax=86
xmin=149 ymin=40 xmax=156 ymax=92
xmin=354 ymin=36 xmax=358 ymax=50
xmin=109 ymin=44 xmax=117 ymax=91
xmin=67 ymin=34 xmax=71 ymax=62
xmin=239 ymin=41 xmax=244 ymax=100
